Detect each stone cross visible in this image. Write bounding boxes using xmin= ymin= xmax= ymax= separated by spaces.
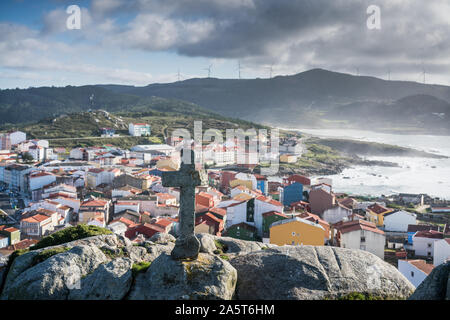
xmin=162 ymin=149 xmax=203 ymax=260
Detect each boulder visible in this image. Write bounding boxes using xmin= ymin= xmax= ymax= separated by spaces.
xmin=409 ymin=261 xmax=450 ymax=300
xmin=128 ymin=253 xmax=237 ymax=300
xmin=1 ymin=245 xmax=109 ymax=300
xmin=149 ymin=232 xmax=176 ymax=245
xmin=69 ymin=258 xmax=133 ymax=300
xmin=229 ymin=245 xmax=415 ymax=300
xmin=214 ymin=236 xmax=275 ymax=255
xmin=127 ymin=245 xmax=151 ymax=263
xmin=144 ymin=241 xmax=175 ymax=261
xmin=196 ymin=233 xmax=217 ymax=254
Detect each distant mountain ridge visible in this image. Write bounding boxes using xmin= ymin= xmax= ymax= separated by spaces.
xmin=99 ymin=69 xmax=450 ymax=134
xmin=2 ymin=68 xmax=450 ymax=134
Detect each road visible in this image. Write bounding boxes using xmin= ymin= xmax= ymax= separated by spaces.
xmin=45 ymin=135 xmax=125 ymax=141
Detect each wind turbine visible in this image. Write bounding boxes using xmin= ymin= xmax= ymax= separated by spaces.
xmin=268 ymin=64 xmax=274 ymax=79
xmin=204 ymin=64 xmax=212 ymax=78
xmin=422 ymin=63 xmax=426 ymax=84
xmin=237 ymin=61 xmax=242 ymax=79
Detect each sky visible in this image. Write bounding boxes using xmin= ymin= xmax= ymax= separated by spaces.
xmin=0 ymin=0 xmax=450 ymax=89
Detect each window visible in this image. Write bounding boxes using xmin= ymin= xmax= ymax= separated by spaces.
xmin=411 ymin=271 xmax=414 ymax=277
xmin=360 ymin=245 xmax=366 ymax=250
xmin=292 ymin=232 xmax=296 ymax=236
xmin=292 ymin=241 xmax=295 ymax=245
xmin=360 ymin=236 xmax=366 ymax=242
xmin=427 ymin=243 xmax=432 ymax=248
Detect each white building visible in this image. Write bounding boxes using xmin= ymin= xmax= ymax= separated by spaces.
xmin=336 ymin=219 xmax=386 ymax=259
xmin=323 ymin=204 xmax=353 ymax=224
xmin=412 ymin=230 xmax=444 ymax=258
xmin=130 ymin=144 xmax=175 ymax=156
xmin=29 ymin=172 xmax=56 ymax=191
xmin=433 ymin=238 xmax=450 ymax=267
xmin=383 ymin=210 xmax=417 ymax=232
xmin=107 ymin=221 xmax=128 ymax=236
xmin=398 ymin=259 xmax=434 ymax=288
xmin=114 ymin=201 xmax=140 ymax=214
xmin=86 ymin=168 xmax=120 ymax=188
xmin=9 ymin=131 xmax=26 ymax=145
xmin=28 ymin=145 xmax=54 ymax=161
xmin=129 ymin=123 xmax=151 ymax=137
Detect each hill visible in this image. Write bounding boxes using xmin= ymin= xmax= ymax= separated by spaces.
xmin=99 ymin=69 xmax=450 ymax=134
xmin=0 ymin=107 xmax=266 ymax=149
xmin=328 ymin=94 xmax=450 ymax=134
xmin=3 ymin=69 xmax=450 ymax=134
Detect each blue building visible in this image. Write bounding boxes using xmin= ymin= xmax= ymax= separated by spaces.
xmin=281 ymin=182 xmax=303 ymax=207
xmin=255 ymin=175 xmax=268 ymax=195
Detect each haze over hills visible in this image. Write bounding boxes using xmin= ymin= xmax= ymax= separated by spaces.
xmin=1 ymin=69 xmax=450 ymax=134
xmin=101 ymin=68 xmax=450 ymax=134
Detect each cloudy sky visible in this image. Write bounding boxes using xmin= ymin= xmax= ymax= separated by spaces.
xmin=1 ymin=0 xmax=449 ymax=88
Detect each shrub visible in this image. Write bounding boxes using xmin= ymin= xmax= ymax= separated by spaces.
xmin=31 ymin=247 xmax=70 ymax=266
xmin=32 ymin=225 xmax=112 ymax=250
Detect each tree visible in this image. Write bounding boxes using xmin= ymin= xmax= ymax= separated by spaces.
xmin=22 ymin=152 xmax=34 ymax=163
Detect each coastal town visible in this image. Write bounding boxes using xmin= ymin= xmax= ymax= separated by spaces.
xmin=0 ymin=123 xmax=449 ymax=291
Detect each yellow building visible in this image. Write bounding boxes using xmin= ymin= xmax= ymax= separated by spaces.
xmin=156 ymin=158 xmax=178 ymax=171
xmin=270 ymin=217 xmax=325 ymax=246
xmin=280 ymin=154 xmax=298 ymax=163
xmin=233 ymin=193 xmax=254 ymax=202
xmin=230 ymin=179 xmax=253 ymax=190
xmin=365 ymin=203 xmax=392 ymax=227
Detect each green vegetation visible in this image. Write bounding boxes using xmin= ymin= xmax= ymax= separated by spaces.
xmin=219 ymin=254 xmax=230 ymax=261
xmin=31 ymin=247 xmax=70 ymax=266
xmin=100 ymin=247 xmax=125 ymax=259
xmin=131 ymin=261 xmax=151 ymax=277
xmin=214 ymin=240 xmax=228 ymax=253
xmin=326 ymin=292 xmax=404 ymax=300
xmin=32 ymin=225 xmax=112 ymax=250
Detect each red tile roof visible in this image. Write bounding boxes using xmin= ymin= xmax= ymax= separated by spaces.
xmin=414 ymin=230 xmax=444 ymax=239
xmin=8 ymin=239 xmax=38 ymax=251
xmin=408 ymin=260 xmax=435 ymax=275
xmin=82 ymin=199 xmax=108 ymax=207
xmin=336 ymin=219 xmax=384 ymax=235
xmin=262 ymin=211 xmax=288 ymax=218
xmin=367 ymin=203 xmax=391 ymax=215
xmin=22 ymin=214 xmax=50 ymax=223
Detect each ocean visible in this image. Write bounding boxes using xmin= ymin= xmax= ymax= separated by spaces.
xmin=295 ymin=128 xmax=450 ymax=200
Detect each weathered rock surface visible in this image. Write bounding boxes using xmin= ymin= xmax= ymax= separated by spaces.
xmin=229 ymin=245 xmax=415 ymax=300
xmin=69 ymin=258 xmax=133 ymax=300
xmin=1 ymin=245 xmax=109 ymax=300
xmin=128 ymin=253 xmax=237 ymax=300
xmin=1 ymin=233 xmax=422 ymax=300
xmin=144 ymin=241 xmax=175 ymax=261
xmin=409 ymin=261 xmax=450 ymax=300
xmin=196 ymin=233 xmax=218 ymax=254
xmin=149 ymin=232 xmax=176 ymax=245
xmin=202 ymin=234 xmax=276 ymax=255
